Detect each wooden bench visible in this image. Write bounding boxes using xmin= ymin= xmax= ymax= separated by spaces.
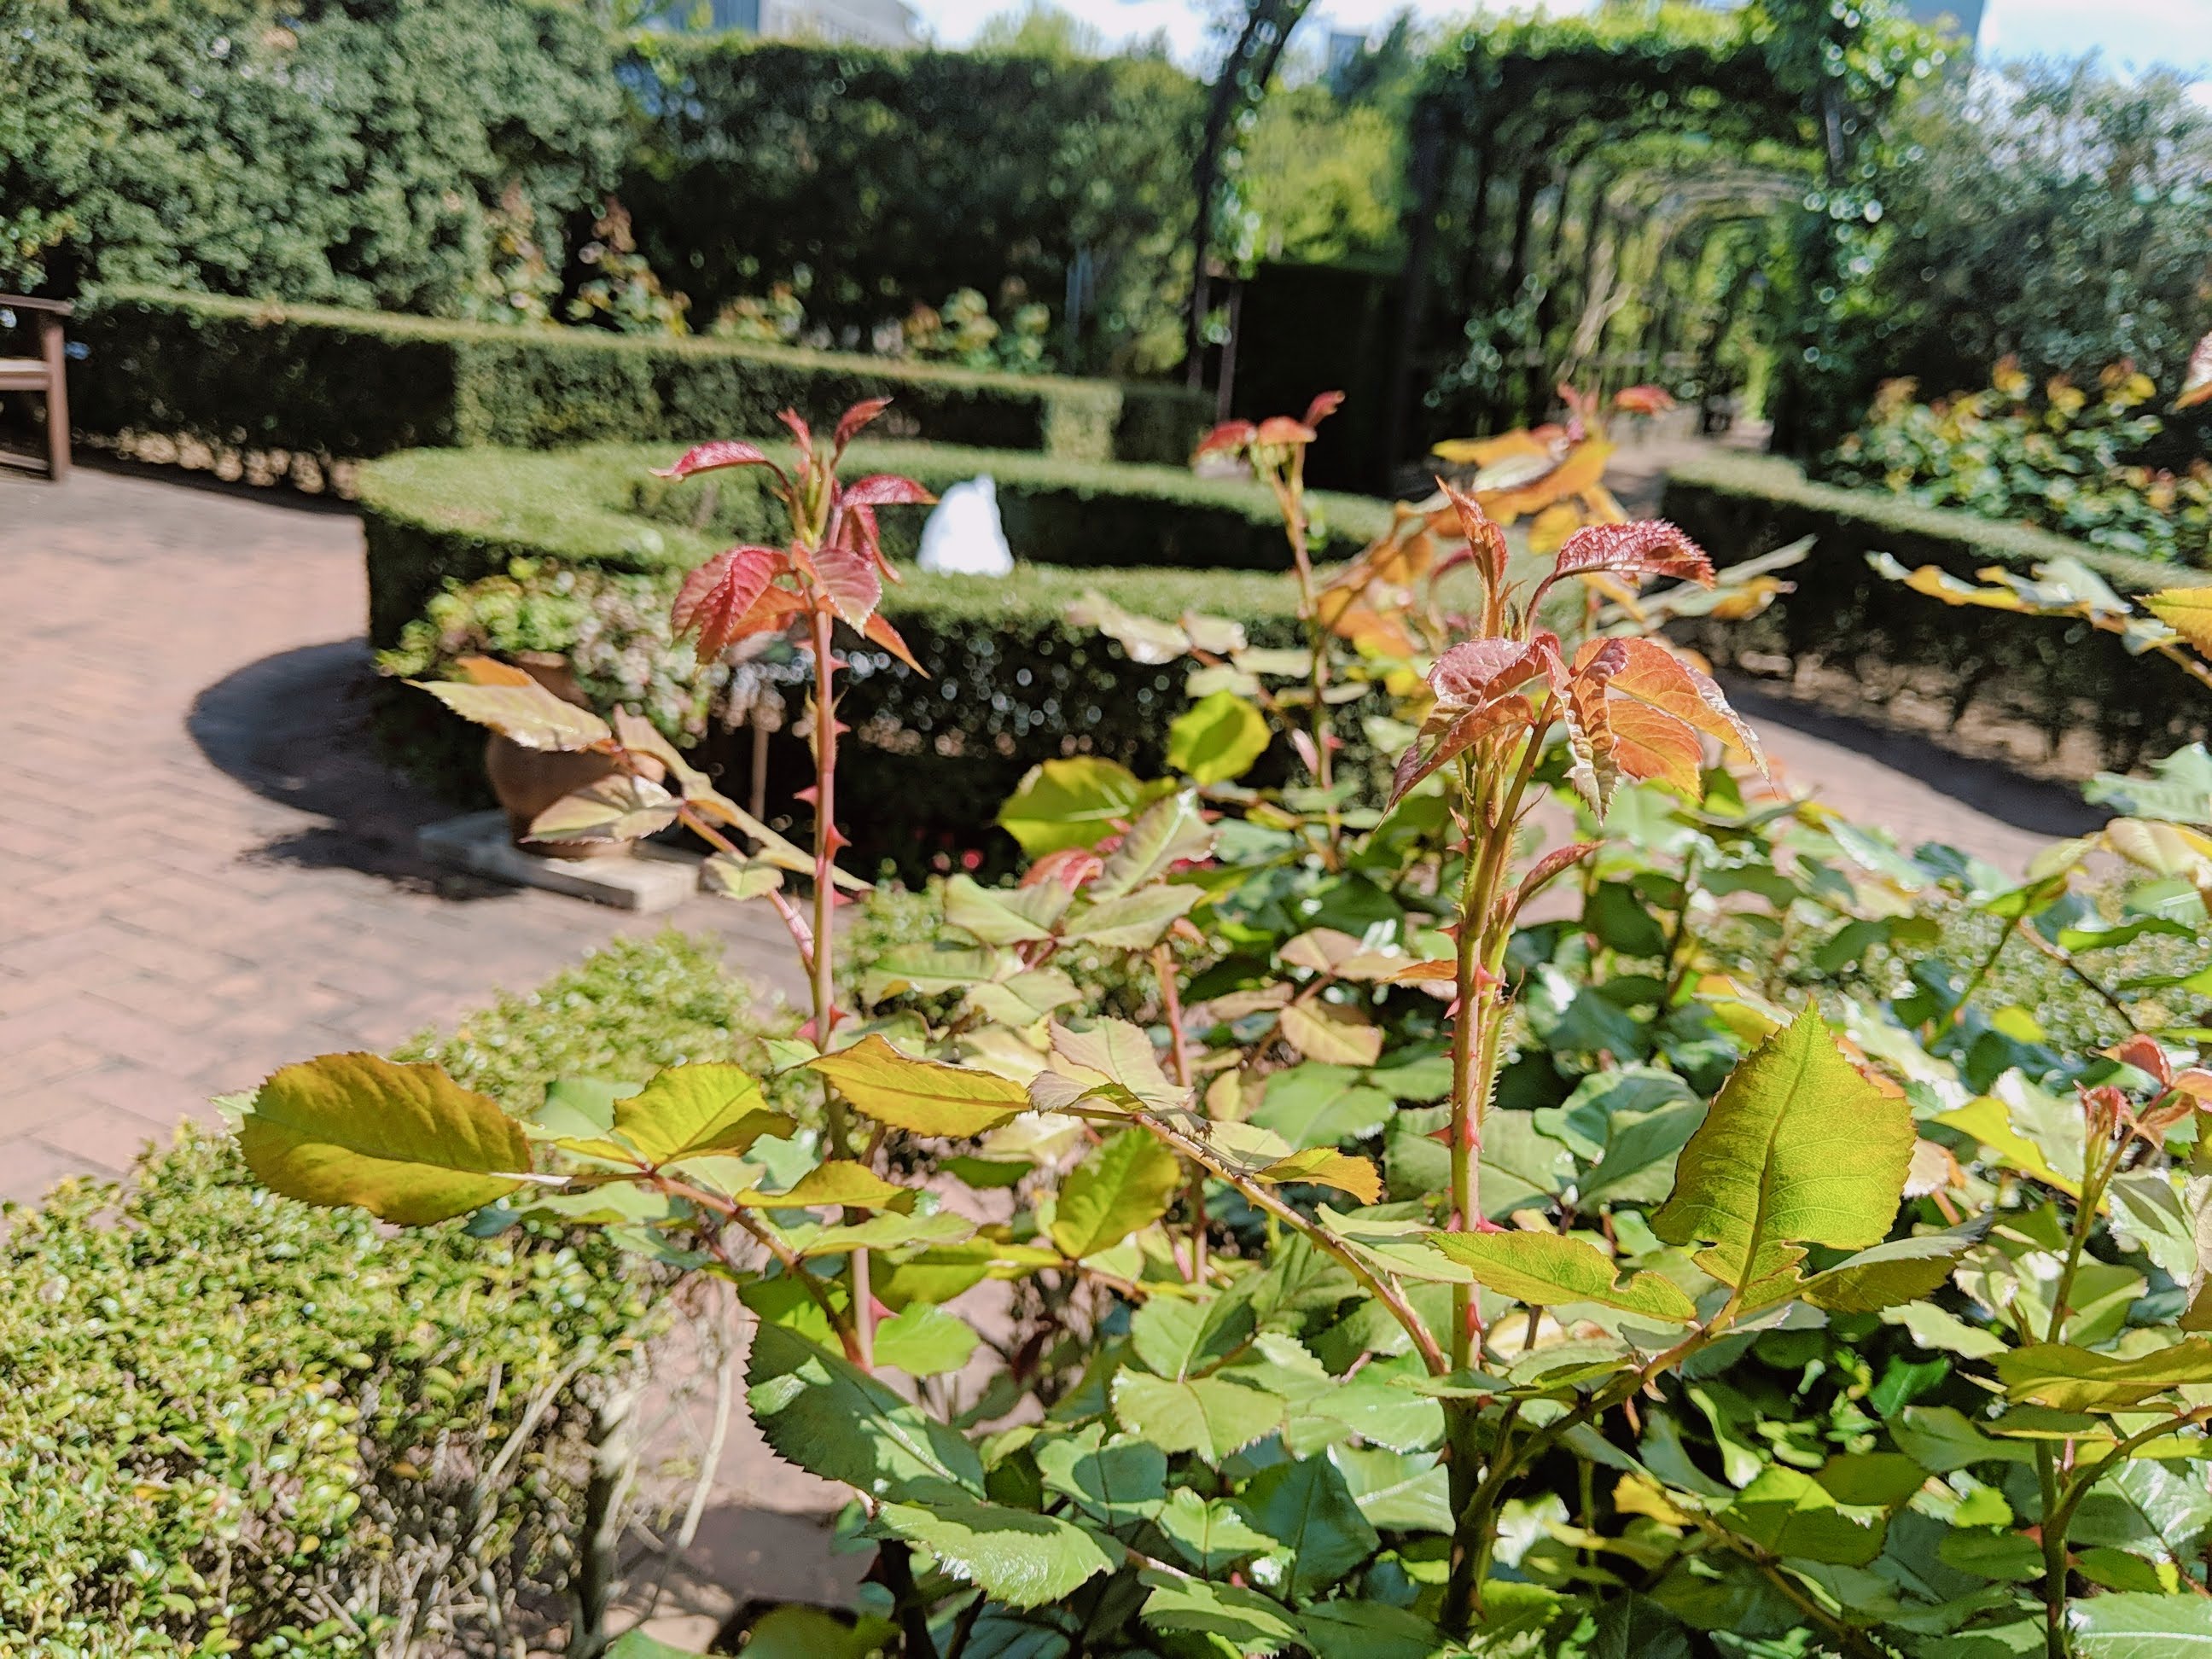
xmin=0 ymin=294 xmax=73 ymax=480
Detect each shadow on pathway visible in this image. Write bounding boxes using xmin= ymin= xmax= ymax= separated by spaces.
xmin=186 ymin=638 xmax=518 ymax=895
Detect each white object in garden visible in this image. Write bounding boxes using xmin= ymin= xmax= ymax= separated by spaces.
xmin=917 ymin=475 xmax=1013 ymax=577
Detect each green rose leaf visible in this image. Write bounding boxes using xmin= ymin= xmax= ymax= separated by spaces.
xmin=943 ymin=874 xmax=1073 ymax=945
xmin=562 ymin=1062 xmax=789 ymax=1167
xmin=1237 ymin=1454 xmax=1382 ymax=1599
xmin=735 ymin=1159 xmax=916 ymax=1213
xmin=1167 ymin=690 xmax=1272 ymax=784
xmin=1799 ymin=1232 xmax=1980 ymax=1314
xmin=1994 ymin=1341 xmax=2212 ymax=1412
xmin=1156 ymin=1487 xmax=1278 ymax=1571
xmin=2067 ymin=1590 xmax=2212 ymax=1654
xmin=1059 ymin=885 xmax=1202 ymax=950
xmin=1429 ymin=1230 xmax=1697 ymax=1323
xmin=1138 ymin=1571 xmax=1303 ymax=1656
xmin=1091 ymin=789 xmax=1217 ymax=898
xmin=1651 ymin=1003 xmax=1913 ymax=1297
xmin=866 ymin=1305 xmax=981 ymax=1378
xmin=238 ymin=1052 xmax=529 ymax=1225
xmin=1051 ymin=1128 xmax=1183 ymax=1259
xmin=809 ymin=1033 xmax=1030 ymax=1138
xmin=1723 ymin=1464 xmax=1888 ymax=1567
xmin=874 ymin=1487 xmax=1117 ymax=1609
xmin=1300 ymin=1601 xmax=1456 ymax=1659
xmin=1112 ymin=1371 xmax=1286 ymax=1465
xmin=997 ymin=756 xmax=1173 ymax=855
xmin=1035 ymin=1423 xmax=1169 ymax=1525
xmin=745 ymin=1324 xmax=983 ymax=1498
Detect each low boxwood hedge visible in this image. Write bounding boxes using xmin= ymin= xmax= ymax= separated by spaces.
xmin=361 ymin=442 xmax=1391 ymax=872
xmin=70 ymin=286 xmax=1213 ymax=475
xmin=0 ymin=931 xmax=780 ymax=1656
xmin=362 ymin=439 xmax=1394 ymax=648
xmin=1661 ymin=452 xmax=2212 ymax=769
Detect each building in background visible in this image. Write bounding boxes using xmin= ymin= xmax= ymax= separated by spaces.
xmin=1685 ymin=0 xmax=1983 ymax=55
xmin=655 ymin=0 xmax=919 ymax=48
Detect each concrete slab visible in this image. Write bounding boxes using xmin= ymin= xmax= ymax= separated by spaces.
xmin=418 ymin=810 xmax=703 ymax=912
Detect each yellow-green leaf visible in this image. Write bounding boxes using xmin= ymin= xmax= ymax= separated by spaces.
xmin=238 ymin=1052 xmax=529 ymax=1225
xmin=997 ymin=757 xmax=1173 ymax=856
xmin=737 ymin=1160 xmax=917 ymax=1213
xmin=809 ymin=1033 xmax=1030 ymax=1138
xmin=1257 ymin=1147 xmax=1383 ymax=1205
xmin=412 ymin=678 xmax=612 ymax=751
xmin=1650 ymin=1004 xmax=1912 ymax=1295
xmin=1167 ymin=691 xmax=1272 ymax=784
xmin=1051 ymin=1129 xmax=1182 ymax=1259
xmin=1994 ymin=1340 xmax=2212 ymax=1412
xmin=1430 ymin=1231 xmax=1697 ymax=1322
xmin=2148 ymin=588 xmax=2212 ymax=656
xmin=566 ymin=1063 xmax=787 ymax=1167
xmin=1278 ymin=998 xmax=1384 ymax=1068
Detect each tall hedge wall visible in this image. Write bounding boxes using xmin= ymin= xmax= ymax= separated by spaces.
xmin=0 ymin=0 xmax=624 ymax=306
xmin=71 ymin=288 xmax=1210 ymax=474
xmin=1660 ymin=453 xmax=2212 ymax=770
xmin=620 ymin=38 xmax=1200 ymax=375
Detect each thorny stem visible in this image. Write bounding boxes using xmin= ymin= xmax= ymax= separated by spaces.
xmin=673 ymin=800 xmax=814 ymax=975
xmin=803 ymin=602 xmax=873 ymax=1366
xmin=669 ymin=1176 xmax=864 ymax=1365
xmin=1124 ymin=1106 xmax=1447 ymax=1377
xmin=1152 ymin=944 xmax=1207 ymax=1284
xmin=2035 ymin=1132 xmax=2134 ymax=1656
xmin=1266 ymin=459 xmax=1343 ymax=862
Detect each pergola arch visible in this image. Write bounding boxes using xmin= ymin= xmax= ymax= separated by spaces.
xmin=1384 ymin=12 xmax=1829 ymax=459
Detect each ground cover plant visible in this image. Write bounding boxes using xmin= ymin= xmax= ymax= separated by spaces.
xmin=1829 ymin=360 xmax=2212 ymax=568
xmin=230 ymin=393 xmax=2212 ymax=1656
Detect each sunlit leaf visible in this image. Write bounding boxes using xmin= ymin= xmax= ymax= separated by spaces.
xmin=2147 ymin=588 xmax=2212 ymax=656
xmin=414 ymin=678 xmax=612 ymax=751
xmin=1429 ymin=1230 xmax=1697 ymax=1322
xmin=1650 ymin=1004 xmax=1913 ymax=1297
xmin=238 ymin=1053 xmax=529 ymax=1224
xmin=746 ymin=1324 xmax=982 ymax=1496
xmin=1278 ymin=998 xmax=1384 ymax=1068
xmin=672 ymin=544 xmax=786 ymax=657
xmin=1051 ymin=1128 xmax=1182 ymax=1258
xmin=871 ymin=1305 xmax=981 ymax=1377
xmin=809 ymin=1033 xmax=1030 ymax=1138
xmin=1993 ymin=1340 xmax=2212 ymax=1412
xmin=1091 ymin=789 xmax=1215 ymax=899
xmin=562 ymin=1063 xmax=788 ymax=1167
xmin=527 ymin=774 xmax=678 ymax=843
xmin=1114 ymin=1372 xmax=1285 ymax=1465
xmin=1167 ymin=690 xmax=1272 ymax=784
xmin=997 ymin=757 xmax=1173 ymax=856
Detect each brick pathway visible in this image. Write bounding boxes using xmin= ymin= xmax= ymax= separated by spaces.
xmin=0 ymin=465 xmax=799 ymax=1205
xmin=0 ymin=464 xmax=2102 ymax=1207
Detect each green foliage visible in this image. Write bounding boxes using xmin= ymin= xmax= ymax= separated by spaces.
xmin=72 ymin=288 xmax=1206 ymax=482
xmin=1858 ymin=60 xmax=2212 ymax=424
xmin=619 ymin=35 xmax=1202 ymax=377
xmin=0 ymin=1129 xmax=649 ymax=1655
xmin=392 ymin=931 xmax=777 ymax=1115
xmin=229 ymin=397 xmax=2212 ymax=1656
xmin=1661 ymin=452 xmax=2212 ymax=770
xmin=0 ymin=0 xmax=624 ymax=306
xmin=1830 ymin=364 xmax=2212 ymax=568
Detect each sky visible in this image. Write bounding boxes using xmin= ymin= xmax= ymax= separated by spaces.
xmin=902 ymin=0 xmax=2212 ymax=81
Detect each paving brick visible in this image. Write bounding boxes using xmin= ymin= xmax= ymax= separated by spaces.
xmin=0 ymin=461 xmax=2098 ymax=1195
xmin=33 ymin=1103 xmax=167 ymax=1175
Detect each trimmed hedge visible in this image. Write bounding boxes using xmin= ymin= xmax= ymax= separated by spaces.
xmin=360 ymin=443 xmax=1397 ymax=873
xmin=70 ymin=287 xmax=1213 ymax=474
xmin=3 ymin=933 xmax=774 ymax=1656
xmin=361 ymin=440 xmax=1394 ymax=652
xmin=1660 ymin=453 xmax=2212 ymax=769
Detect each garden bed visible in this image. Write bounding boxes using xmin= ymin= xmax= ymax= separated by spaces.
xmin=69 ymin=288 xmax=1214 ymax=486
xmin=361 ymin=441 xmax=1396 ymax=874
xmin=1661 ymin=451 xmax=2212 ymax=772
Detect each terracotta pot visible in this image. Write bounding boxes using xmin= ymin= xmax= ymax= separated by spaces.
xmin=482 ymin=654 xmax=662 ymax=860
